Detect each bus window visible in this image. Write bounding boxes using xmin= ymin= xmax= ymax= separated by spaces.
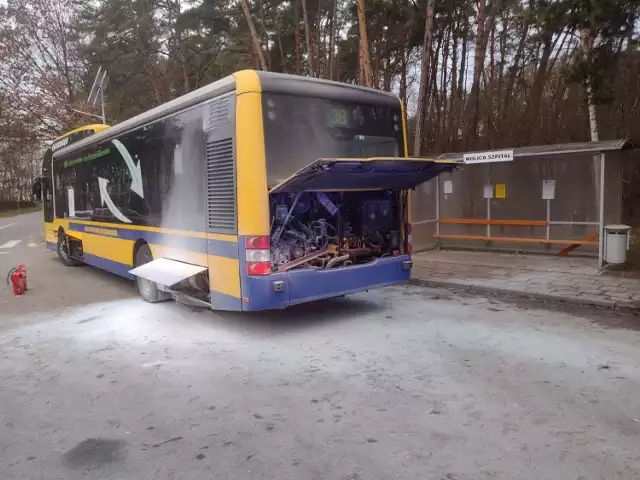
xmin=262 ymin=93 xmax=404 ymax=185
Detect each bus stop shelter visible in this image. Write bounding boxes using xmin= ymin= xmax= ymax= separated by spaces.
xmin=411 ymin=139 xmax=637 ymax=268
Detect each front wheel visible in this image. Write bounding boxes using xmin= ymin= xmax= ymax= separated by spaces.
xmin=134 ymin=244 xmax=170 ymax=303
xmin=57 ymin=232 xmax=82 ymax=267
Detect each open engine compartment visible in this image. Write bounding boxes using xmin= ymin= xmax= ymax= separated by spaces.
xmin=269 ymin=190 xmax=406 ymax=272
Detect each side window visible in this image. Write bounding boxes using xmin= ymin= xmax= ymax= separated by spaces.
xmin=54 ymin=104 xmax=207 ymax=229
xmin=58 ymin=143 xmax=133 ymax=224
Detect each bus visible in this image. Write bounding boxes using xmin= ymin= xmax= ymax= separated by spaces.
xmin=35 ymin=70 xmax=455 ymax=311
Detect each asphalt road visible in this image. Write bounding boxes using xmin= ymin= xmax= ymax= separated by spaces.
xmin=0 ymin=210 xmax=43 ymax=253
xmin=1 ymin=211 xmax=640 ymax=479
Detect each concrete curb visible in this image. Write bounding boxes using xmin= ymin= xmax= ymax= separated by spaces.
xmin=409 ymin=278 xmax=640 ymax=312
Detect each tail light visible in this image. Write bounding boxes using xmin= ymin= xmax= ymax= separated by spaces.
xmin=406 ymin=223 xmax=413 ymax=254
xmin=245 ymin=236 xmax=271 ymax=276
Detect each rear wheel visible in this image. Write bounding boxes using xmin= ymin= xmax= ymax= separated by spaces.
xmin=57 ymin=231 xmax=82 ymax=267
xmin=134 ymin=244 xmax=170 ymax=303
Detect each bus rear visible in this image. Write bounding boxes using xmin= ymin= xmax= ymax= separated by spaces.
xmin=239 ymin=158 xmax=453 ymax=310
xmin=236 ymin=74 xmax=454 ymax=310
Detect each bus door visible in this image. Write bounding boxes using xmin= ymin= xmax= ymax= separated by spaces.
xmin=41 ymin=149 xmax=55 ymax=223
xmin=32 ymin=148 xmax=55 ymax=223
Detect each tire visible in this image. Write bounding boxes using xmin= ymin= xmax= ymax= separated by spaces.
xmin=134 ymin=244 xmax=170 ymax=303
xmin=57 ymin=231 xmax=82 ymax=267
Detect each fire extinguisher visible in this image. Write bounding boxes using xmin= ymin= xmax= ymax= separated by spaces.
xmin=7 ymin=264 xmax=27 ymax=296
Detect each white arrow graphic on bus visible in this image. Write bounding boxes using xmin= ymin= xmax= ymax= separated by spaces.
xmin=111 ymin=139 xmax=144 ymax=198
xmin=98 ymin=177 xmax=132 ymax=224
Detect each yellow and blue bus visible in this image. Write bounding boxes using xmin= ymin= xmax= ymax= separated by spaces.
xmin=36 ymin=71 xmax=454 ymax=311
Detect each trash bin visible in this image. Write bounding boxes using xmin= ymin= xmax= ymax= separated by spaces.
xmin=604 ymin=224 xmax=631 ymax=264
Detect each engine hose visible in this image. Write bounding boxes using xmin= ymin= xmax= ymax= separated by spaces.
xmin=272 ymin=192 xmax=302 ymax=245
xmin=326 ymin=254 xmax=350 ymax=269
xmin=284 ymin=229 xmax=307 ymax=242
xmin=6 ymin=267 xmax=18 ymax=286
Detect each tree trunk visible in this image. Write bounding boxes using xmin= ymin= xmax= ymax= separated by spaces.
xmin=356 ymin=0 xmax=373 ymax=88
xmin=328 ymin=0 xmax=337 ymax=80
xmin=449 ymin=17 xmax=458 ymax=146
xmin=240 ymin=0 xmax=268 ymax=71
xmin=498 ymin=13 xmax=507 ymax=94
xmin=399 ymin=27 xmax=409 ymax=108
xmin=581 ymin=28 xmax=599 ymax=141
xmin=256 ymin=0 xmax=271 ymax=71
xmin=440 ymin=22 xmax=451 ymax=119
xmin=466 ymin=0 xmax=486 ymax=148
xmin=359 ymin=44 xmax=365 ymax=85
xmin=466 ymin=0 xmax=501 ymax=148
xmin=295 ymin=0 xmax=302 ymax=75
xmin=301 ymin=0 xmax=315 ymax=76
xmin=525 ymin=33 xmax=554 ymax=141
xmin=413 ymin=0 xmax=436 ymax=156
xmin=431 ymin=28 xmax=445 ymax=149
xmin=458 ymin=14 xmax=469 ymax=94
xmin=502 ymin=14 xmax=529 ymax=121
xmin=489 ymin=21 xmax=495 ymax=84
xmin=277 ymin=29 xmax=287 ymax=73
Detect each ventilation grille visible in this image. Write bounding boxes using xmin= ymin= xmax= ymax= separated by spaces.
xmin=205 ymin=97 xmax=231 ymax=130
xmin=206 ymin=138 xmax=236 ymax=233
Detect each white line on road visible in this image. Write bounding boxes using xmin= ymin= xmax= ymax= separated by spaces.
xmin=0 ymin=223 xmax=16 ymax=231
xmin=28 ymin=243 xmax=39 ymax=248
xmin=0 ymin=240 xmax=22 ymax=249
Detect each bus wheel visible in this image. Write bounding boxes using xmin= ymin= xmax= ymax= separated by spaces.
xmin=57 ymin=231 xmax=82 ymax=267
xmin=134 ymin=244 xmax=170 ymax=303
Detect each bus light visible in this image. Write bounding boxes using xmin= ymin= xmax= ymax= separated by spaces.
xmin=245 ymin=236 xmax=271 ymax=276
xmin=247 ymin=261 xmax=271 ymax=276
xmin=245 ymin=236 xmax=270 ymax=249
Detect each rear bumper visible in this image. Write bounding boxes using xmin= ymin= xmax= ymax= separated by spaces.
xmin=240 ymin=255 xmax=412 ymax=311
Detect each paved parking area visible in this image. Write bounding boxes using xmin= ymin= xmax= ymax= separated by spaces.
xmin=2 ymin=214 xmax=640 ymax=479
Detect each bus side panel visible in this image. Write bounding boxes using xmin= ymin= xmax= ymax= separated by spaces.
xmin=150 ymin=243 xmax=243 ymax=310
xmin=202 ymin=90 xmax=244 ymax=311
xmin=208 ymin=255 xmax=243 ymax=310
xmin=45 ymin=218 xmax=75 ymax=250
xmin=44 ymin=221 xmax=58 ymax=250
xmin=68 ymin=222 xmax=133 ymax=278
xmin=83 ymin=233 xmax=134 ymax=276
xmin=235 ymin=91 xmax=269 ymax=237
xmin=234 ymin=74 xmax=270 ymax=311
xmin=150 ymin=244 xmax=208 ymax=267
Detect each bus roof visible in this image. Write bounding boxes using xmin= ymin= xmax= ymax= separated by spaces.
xmin=53 ymin=71 xmax=401 ymax=160
xmin=53 ymin=124 xmax=110 ymax=143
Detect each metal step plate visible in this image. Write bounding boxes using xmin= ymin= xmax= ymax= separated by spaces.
xmin=129 ymin=258 xmax=207 ymax=287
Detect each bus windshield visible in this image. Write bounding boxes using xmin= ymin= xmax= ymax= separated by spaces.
xmin=262 ymin=93 xmax=404 ymax=186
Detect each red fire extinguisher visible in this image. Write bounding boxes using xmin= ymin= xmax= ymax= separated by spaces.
xmin=7 ymin=265 xmax=27 ymax=296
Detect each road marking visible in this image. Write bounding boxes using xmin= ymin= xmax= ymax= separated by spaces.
xmin=28 ymin=243 xmax=39 ymax=248
xmin=0 ymin=223 xmax=16 ymax=231
xmin=0 ymin=240 xmax=22 ymax=249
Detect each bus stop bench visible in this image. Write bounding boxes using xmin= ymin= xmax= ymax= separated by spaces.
xmin=433 ymin=234 xmax=599 ymax=247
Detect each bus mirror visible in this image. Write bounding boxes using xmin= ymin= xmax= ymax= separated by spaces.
xmin=32 ymin=178 xmax=42 ymax=200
